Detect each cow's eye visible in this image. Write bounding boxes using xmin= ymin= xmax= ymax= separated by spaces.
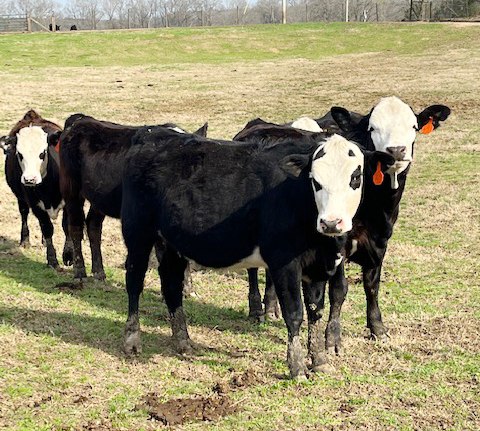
xmin=39 ymin=151 xmax=46 ymax=160
xmin=368 ymin=127 xmax=374 ymax=133
xmin=17 ymin=152 xmax=23 ymax=161
xmin=350 ymin=166 xmax=362 ymax=190
xmin=312 ymin=178 xmax=322 ymax=192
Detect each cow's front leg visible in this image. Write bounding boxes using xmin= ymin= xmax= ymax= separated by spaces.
xmin=18 ymin=200 xmax=30 ymax=247
xmin=86 ymin=207 xmax=106 ymax=280
xmin=303 ymin=279 xmax=329 ymax=372
xmin=247 ymin=268 xmax=264 ymax=322
xmin=326 ymin=262 xmax=348 ymax=354
xmin=269 ymin=264 xmax=307 ymax=379
xmin=31 ymin=206 xmax=58 ymax=268
xmin=158 ymin=246 xmax=193 ymax=354
xmin=363 ymin=264 xmax=388 ymax=338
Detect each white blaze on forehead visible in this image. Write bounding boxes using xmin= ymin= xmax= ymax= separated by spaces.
xmin=16 ymin=126 xmax=49 ymax=185
xmin=291 ymin=117 xmax=323 ymax=132
xmin=310 ymin=134 xmax=363 ymax=235
xmin=369 ymin=96 xmax=417 ymax=188
xmin=167 ymin=126 xmax=186 ymax=134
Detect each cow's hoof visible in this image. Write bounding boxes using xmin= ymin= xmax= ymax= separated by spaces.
xmin=20 ymin=239 xmax=30 ymax=248
xmin=369 ymin=322 xmax=389 ymax=340
xmin=287 ymin=335 xmax=307 ymax=380
xmin=62 ymin=248 xmax=74 ymax=266
xmin=292 ymin=372 xmax=308 ymax=381
xmin=311 ymin=362 xmax=335 ymax=374
xmin=93 ymin=271 xmax=106 ymax=281
xmin=176 ymin=338 xmax=196 ymax=355
xmin=73 ymin=269 xmax=87 ymax=280
xmin=47 ymin=258 xmax=59 ymax=269
xmin=248 ymin=311 xmax=265 ymax=323
xmin=124 ymin=331 xmax=142 ymax=355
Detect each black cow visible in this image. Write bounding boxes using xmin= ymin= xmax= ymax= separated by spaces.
xmin=0 ymin=110 xmax=72 ymax=267
xmin=120 ymin=127 xmax=394 ymax=378
xmin=56 ymin=114 xmax=207 ymax=280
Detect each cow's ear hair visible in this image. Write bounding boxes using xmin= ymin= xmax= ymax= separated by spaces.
xmin=193 ymin=122 xmax=208 ymax=137
xmin=417 ymin=105 xmax=451 ymax=130
xmin=0 ymin=136 xmax=13 ymax=155
xmin=280 ymin=154 xmax=311 ymax=178
xmin=363 ymin=150 xmax=395 ymax=173
xmin=330 ymin=107 xmax=357 ymax=133
xmin=47 ymin=131 xmax=62 ymax=147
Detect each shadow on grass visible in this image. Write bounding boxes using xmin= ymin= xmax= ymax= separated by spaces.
xmin=0 ymin=246 xmax=288 ymax=359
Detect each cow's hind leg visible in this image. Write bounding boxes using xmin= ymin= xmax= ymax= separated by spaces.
xmin=66 ymin=197 xmax=86 ymax=279
xmin=86 ymin=207 xmax=106 ymax=280
xmin=326 ymin=262 xmax=348 ymax=354
xmin=158 ymin=246 xmax=193 ymax=354
xmin=269 ymin=264 xmax=307 ymax=379
xmin=303 ymin=280 xmax=329 ymax=372
xmin=123 ymin=234 xmax=155 ymax=355
xmin=247 ymin=268 xmax=264 ymax=322
xmin=264 ymin=270 xmax=281 ymax=320
xmin=61 ymin=210 xmax=73 ymax=266
xmin=31 ymin=206 xmax=58 ymax=268
xmin=363 ymin=264 xmax=388 ymax=338
xmin=18 ymin=200 xmax=30 ymax=247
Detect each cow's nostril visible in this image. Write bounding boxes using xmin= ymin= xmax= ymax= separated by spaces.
xmin=320 ymin=218 xmax=342 ymax=233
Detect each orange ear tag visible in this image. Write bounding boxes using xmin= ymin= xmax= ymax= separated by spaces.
xmin=54 ymin=139 xmax=60 ymax=153
xmin=421 ymin=117 xmax=434 ymax=134
xmin=373 ymin=161 xmax=384 ymax=186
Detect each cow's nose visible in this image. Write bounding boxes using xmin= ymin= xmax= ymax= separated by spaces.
xmin=319 ymin=218 xmax=342 ymax=235
xmin=386 ymin=146 xmax=407 ymax=160
xmin=23 ymin=176 xmax=37 ymax=185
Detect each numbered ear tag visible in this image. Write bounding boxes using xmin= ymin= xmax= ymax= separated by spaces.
xmin=421 ymin=117 xmax=434 ymax=134
xmin=373 ymin=161 xmax=384 ymax=185
xmin=54 ymin=139 xmax=60 ymax=153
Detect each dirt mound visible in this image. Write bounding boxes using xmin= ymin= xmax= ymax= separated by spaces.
xmin=137 ymin=392 xmax=240 ymax=426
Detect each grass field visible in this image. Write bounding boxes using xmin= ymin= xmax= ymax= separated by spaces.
xmin=0 ymin=22 xmax=479 ymax=430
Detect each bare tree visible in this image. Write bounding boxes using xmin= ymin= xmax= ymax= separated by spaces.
xmin=65 ymin=0 xmax=104 ymax=29
xmin=6 ymin=0 xmax=56 ymax=17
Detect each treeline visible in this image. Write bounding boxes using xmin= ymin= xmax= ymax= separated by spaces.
xmin=1 ymin=0 xmax=479 ymax=31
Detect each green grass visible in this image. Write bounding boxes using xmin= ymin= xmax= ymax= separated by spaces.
xmin=0 ymin=23 xmax=478 ymax=69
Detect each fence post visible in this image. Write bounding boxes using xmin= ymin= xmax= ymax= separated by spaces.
xmin=27 ymin=15 xmax=32 ymax=32
xmin=51 ymin=13 xmax=56 ymax=31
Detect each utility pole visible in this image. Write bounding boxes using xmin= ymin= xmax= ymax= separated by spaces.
xmin=345 ymin=0 xmax=349 ymax=22
xmin=282 ymin=0 xmax=286 ymax=24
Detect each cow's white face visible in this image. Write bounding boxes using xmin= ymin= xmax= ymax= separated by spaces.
xmin=368 ymin=96 xmax=417 ymax=188
xmin=310 ymin=134 xmax=363 ymax=236
xmin=16 ymin=126 xmax=49 ymax=186
xmin=291 ymin=117 xmax=323 ymax=133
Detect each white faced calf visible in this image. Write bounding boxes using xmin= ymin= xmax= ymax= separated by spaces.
xmin=15 ymin=126 xmax=49 ymax=186
xmin=309 ymin=134 xmax=364 ymax=236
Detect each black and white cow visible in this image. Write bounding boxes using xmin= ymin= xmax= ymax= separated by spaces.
xmin=56 ymin=114 xmax=207 ymax=280
xmin=1 ymin=110 xmax=72 ymax=267
xmin=240 ymin=97 xmax=450 ymax=351
xmin=318 ymin=96 xmax=451 ymax=349
xmin=120 ymin=127 xmax=394 ymax=378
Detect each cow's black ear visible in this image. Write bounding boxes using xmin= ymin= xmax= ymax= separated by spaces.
xmin=47 ymin=131 xmax=62 ymax=147
xmin=194 ymin=122 xmax=208 ymax=137
xmin=330 ymin=107 xmax=356 ymax=133
xmin=417 ymin=105 xmax=451 ymax=130
xmin=280 ymin=154 xmax=311 ymax=177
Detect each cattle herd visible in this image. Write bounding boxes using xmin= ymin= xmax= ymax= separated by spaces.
xmin=0 ymin=97 xmax=450 ymax=379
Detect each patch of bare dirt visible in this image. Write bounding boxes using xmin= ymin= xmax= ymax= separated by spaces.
xmin=136 ymin=391 xmax=240 ymax=426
